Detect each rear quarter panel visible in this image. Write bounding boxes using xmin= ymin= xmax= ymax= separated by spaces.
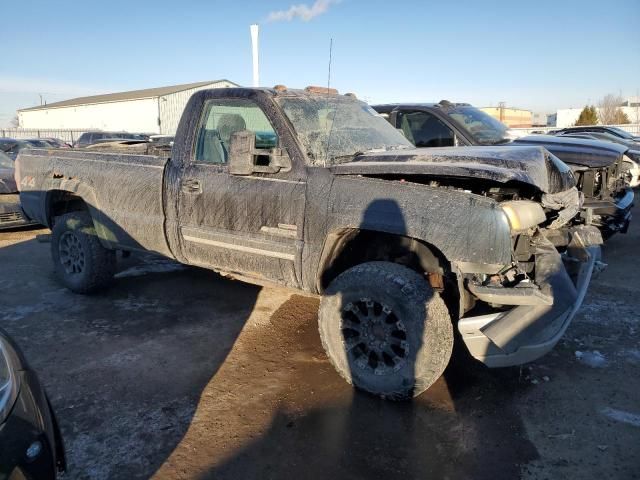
xmin=17 ymin=149 xmax=172 ymax=256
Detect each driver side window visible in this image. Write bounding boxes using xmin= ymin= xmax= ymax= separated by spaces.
xmin=194 ymin=99 xmax=278 ymax=164
xmin=398 ymin=111 xmax=455 ymax=148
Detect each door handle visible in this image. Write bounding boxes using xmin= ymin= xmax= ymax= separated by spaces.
xmin=182 ymin=179 xmax=202 ymax=194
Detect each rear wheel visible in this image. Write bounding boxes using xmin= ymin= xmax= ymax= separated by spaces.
xmin=51 ymin=212 xmax=116 ymax=293
xmin=318 ymin=261 xmax=454 ymax=400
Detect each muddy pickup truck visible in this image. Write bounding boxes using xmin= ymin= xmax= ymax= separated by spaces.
xmin=373 ymin=102 xmax=635 ymax=238
xmin=17 ymin=87 xmax=602 ymax=399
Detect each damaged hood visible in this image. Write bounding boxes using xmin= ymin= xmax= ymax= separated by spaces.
xmin=514 ymin=135 xmax=626 ymax=168
xmin=329 ymin=146 xmax=575 ymax=194
xmin=0 ymin=167 xmax=17 ymax=194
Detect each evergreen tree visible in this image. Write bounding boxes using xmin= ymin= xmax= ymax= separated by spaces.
xmin=574 ymin=105 xmax=598 ymax=126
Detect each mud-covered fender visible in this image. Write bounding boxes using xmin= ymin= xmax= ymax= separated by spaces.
xmin=302 ymin=171 xmax=512 ymax=293
xmin=41 ymin=179 xmax=116 ymax=249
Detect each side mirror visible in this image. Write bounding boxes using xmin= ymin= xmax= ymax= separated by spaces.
xmin=228 ymin=130 xmax=292 ymax=176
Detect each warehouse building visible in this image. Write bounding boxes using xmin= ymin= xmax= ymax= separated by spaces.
xmin=548 ymin=104 xmax=640 ymax=127
xmin=17 ymin=80 xmax=239 ymax=135
xmin=479 ymin=105 xmax=532 ymax=128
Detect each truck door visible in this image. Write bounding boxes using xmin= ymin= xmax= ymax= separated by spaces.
xmin=175 ymin=97 xmax=306 ymax=288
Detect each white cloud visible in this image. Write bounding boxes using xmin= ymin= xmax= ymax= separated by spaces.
xmin=266 ymin=0 xmax=340 ymax=22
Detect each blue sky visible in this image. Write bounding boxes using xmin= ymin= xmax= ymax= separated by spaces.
xmin=1 ymin=0 xmax=638 ymax=126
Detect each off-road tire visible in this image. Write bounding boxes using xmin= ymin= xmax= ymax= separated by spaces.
xmin=51 ymin=212 xmax=116 ymax=293
xmin=319 ymin=261 xmax=453 ymax=400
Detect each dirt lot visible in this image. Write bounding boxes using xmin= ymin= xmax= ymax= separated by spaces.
xmin=1 ymin=206 xmax=639 ymax=480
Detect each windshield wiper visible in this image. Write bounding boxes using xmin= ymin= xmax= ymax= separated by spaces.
xmin=331 ymin=151 xmax=365 ymax=163
xmin=331 ymin=146 xmax=411 ymax=163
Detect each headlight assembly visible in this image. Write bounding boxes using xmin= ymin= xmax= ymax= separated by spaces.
xmin=0 ymin=337 xmax=20 ymax=424
xmin=501 ymin=200 xmax=547 ymax=233
xmin=625 ymin=150 xmax=640 ymax=163
xmin=622 ymin=154 xmax=640 ymax=188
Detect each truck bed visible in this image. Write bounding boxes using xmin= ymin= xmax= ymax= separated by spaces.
xmin=18 ymin=148 xmax=173 ymax=257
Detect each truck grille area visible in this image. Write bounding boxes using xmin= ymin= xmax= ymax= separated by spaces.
xmin=578 ymin=159 xmax=627 ymax=202
xmin=0 ymin=211 xmax=24 ymax=223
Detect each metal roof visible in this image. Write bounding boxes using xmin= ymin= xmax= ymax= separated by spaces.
xmin=19 ymin=79 xmax=239 ymax=112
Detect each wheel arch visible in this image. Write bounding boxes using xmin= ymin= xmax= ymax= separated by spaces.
xmin=318 ymin=229 xmax=449 ymax=288
xmin=318 ymin=228 xmax=464 ymax=307
xmin=45 ymin=184 xmax=112 ymax=249
xmin=45 ymin=190 xmax=90 ymax=227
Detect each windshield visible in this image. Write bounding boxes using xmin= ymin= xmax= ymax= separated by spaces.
xmin=0 ymin=151 xmax=13 ymax=168
xmin=447 ymin=106 xmax=513 ymax=145
xmin=276 ymin=95 xmax=413 ymax=165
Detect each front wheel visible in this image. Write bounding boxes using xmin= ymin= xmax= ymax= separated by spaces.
xmin=51 ymin=212 xmax=116 ymax=293
xmin=318 ymin=261 xmax=454 ymax=400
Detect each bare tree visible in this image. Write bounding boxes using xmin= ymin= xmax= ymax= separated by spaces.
xmin=598 ymin=94 xmax=629 ymax=124
xmin=9 ymin=115 xmax=19 ymax=128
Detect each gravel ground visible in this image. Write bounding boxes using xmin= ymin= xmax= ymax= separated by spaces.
xmin=0 ymin=205 xmax=639 ymax=480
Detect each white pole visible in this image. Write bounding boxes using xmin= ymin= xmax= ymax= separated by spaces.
xmin=250 ymin=24 xmax=260 ymax=88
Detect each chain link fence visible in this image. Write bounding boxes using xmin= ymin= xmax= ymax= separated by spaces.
xmin=3 ymin=123 xmax=640 ymax=145
xmin=0 ymin=128 xmax=86 ymax=144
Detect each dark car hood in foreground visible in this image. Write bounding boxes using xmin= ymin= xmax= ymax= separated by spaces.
xmin=329 ymin=146 xmax=575 ymax=194
xmin=514 ymin=135 xmax=627 ymax=168
xmin=0 ymin=167 xmax=17 ymax=194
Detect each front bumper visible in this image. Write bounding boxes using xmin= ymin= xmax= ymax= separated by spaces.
xmin=0 ymin=370 xmax=65 ymax=480
xmin=0 ymin=195 xmax=38 ymax=230
xmin=458 ymin=228 xmax=601 ymax=367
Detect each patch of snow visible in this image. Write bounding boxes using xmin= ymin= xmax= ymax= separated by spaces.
xmin=600 ymin=407 xmax=640 ymax=428
xmin=0 ymin=288 xmax=82 ymax=321
xmin=575 ymin=350 xmax=607 ymax=368
xmin=578 ymin=298 xmax=639 ymax=326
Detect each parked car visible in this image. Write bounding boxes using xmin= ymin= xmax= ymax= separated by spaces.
xmin=1 ymin=138 xmax=26 ymax=161
xmin=0 ymin=328 xmax=66 ymax=479
xmin=556 ymin=129 xmax=640 ymax=149
xmin=0 ymin=138 xmax=50 ymax=161
xmin=23 ymin=139 xmax=53 ymax=148
xmin=40 ymin=138 xmax=72 ymax=149
xmin=0 ymin=151 xmax=38 ymax=229
xmin=83 ymin=139 xmax=173 ymax=156
xmin=17 ymin=86 xmax=601 ymax=400
xmin=555 ymin=125 xmax=640 ymax=142
xmin=73 ymin=131 xmax=150 ymax=148
xmin=372 ymin=102 xmax=634 ymax=237
xmin=555 ymin=131 xmax=640 ymax=188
